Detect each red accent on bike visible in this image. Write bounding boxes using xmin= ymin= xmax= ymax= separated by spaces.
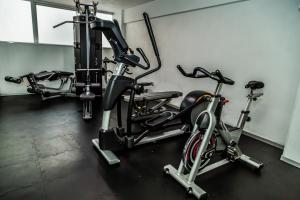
xmin=223 ymin=99 xmax=229 ymax=105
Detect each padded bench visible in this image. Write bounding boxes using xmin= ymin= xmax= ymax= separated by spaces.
xmin=133 ymin=91 xmax=182 ymax=102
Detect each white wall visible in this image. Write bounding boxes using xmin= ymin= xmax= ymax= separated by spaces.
xmin=281 ymin=82 xmax=300 ymax=167
xmin=124 ymin=0 xmax=300 ymax=145
xmin=0 ymin=42 xmax=71 ymax=95
xmin=0 ymin=42 xmax=113 ymax=95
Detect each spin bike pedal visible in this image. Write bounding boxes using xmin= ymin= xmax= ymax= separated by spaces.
xmin=226 ymin=146 xmax=238 ymax=161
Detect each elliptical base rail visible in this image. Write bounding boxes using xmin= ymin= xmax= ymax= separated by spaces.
xmin=92 ymin=138 xmax=121 ymax=165
xmin=92 ymin=128 xmax=185 ymax=165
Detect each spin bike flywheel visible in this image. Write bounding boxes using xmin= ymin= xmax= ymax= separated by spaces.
xmin=182 ymin=129 xmax=217 ymax=172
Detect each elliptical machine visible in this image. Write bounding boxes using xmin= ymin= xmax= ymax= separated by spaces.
xmin=164 ymin=65 xmax=264 ymax=199
xmin=102 ymin=56 xmax=182 ymax=122
xmin=90 ymin=13 xmax=205 ymax=165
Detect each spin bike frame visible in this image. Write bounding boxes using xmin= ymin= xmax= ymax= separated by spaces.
xmin=219 ymin=89 xmax=264 ymax=146
xmin=164 ymin=67 xmax=264 ymax=199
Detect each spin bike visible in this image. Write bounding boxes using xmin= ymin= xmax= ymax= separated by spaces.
xmin=91 ymin=13 xmax=201 ymax=165
xmin=164 ymin=65 xmax=264 ymax=199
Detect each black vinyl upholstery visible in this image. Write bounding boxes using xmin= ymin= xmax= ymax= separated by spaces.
xmin=245 ymin=81 xmax=264 ymax=90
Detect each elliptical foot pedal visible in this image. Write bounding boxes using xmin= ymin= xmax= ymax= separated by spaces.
xmin=92 ymin=138 xmax=120 ymax=165
xmin=145 ymin=111 xmax=175 ymax=127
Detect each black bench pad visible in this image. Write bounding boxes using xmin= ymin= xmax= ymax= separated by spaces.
xmin=134 ymin=91 xmax=182 ymax=102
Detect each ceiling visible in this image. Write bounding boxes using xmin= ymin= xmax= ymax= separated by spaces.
xmin=40 ymin=0 xmax=154 ymax=9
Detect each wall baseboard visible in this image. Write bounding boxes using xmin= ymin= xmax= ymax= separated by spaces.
xmin=280 ymin=155 xmax=300 ymax=168
xmin=0 ymin=93 xmax=31 ymax=97
xmin=243 ymin=131 xmax=284 ymax=149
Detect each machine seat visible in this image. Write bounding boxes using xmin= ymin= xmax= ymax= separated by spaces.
xmin=245 ymin=81 xmax=264 ymax=90
xmin=134 ymin=91 xmax=182 ymax=102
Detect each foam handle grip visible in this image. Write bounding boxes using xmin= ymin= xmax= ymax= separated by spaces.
xmin=143 ymin=12 xmax=159 ymax=58
xmin=5 ymin=76 xmax=22 ymax=84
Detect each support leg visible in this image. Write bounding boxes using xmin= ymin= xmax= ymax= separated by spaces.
xmin=92 ymin=138 xmax=120 ymax=165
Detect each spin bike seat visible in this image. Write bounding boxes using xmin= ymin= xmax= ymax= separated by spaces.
xmin=245 ymin=81 xmax=264 ymax=90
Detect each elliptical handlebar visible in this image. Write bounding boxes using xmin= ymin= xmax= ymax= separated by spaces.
xmin=136 ymin=48 xmax=150 ymax=70
xmin=143 ymin=13 xmax=160 ymax=58
xmin=134 ymin=12 xmax=162 ymax=82
xmin=177 ymin=65 xmax=235 ymax=85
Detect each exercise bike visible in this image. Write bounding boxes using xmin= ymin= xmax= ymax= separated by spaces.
xmin=5 ymin=71 xmax=74 ymax=100
xmin=91 ymin=13 xmax=203 ymax=165
xmin=164 ymin=65 xmax=264 ymax=199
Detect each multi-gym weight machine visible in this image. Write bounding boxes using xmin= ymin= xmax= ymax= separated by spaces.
xmin=54 ymin=0 xmax=106 ymax=120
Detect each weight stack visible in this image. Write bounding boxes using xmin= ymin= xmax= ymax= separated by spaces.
xmin=73 ymin=15 xmax=102 ymax=96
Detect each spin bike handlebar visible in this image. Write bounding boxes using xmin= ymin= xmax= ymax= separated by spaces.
xmin=177 ymin=65 xmax=207 ymax=78
xmin=177 ymin=65 xmax=235 ymax=85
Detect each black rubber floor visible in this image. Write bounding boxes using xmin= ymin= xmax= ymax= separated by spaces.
xmin=0 ymin=95 xmax=300 ymax=200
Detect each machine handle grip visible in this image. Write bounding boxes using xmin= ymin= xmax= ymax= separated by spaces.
xmin=53 ymin=21 xmax=74 ymax=28
xmin=122 ymin=53 xmax=150 ymax=70
xmin=136 ymin=48 xmax=150 ymax=70
xmin=92 ymin=1 xmax=98 ymax=15
xmin=215 ymin=70 xmax=226 ymax=82
xmin=143 ymin=12 xmax=159 ymax=58
xmin=125 ymin=68 xmax=133 ymax=75
xmin=213 ymin=70 xmax=235 ymax=85
xmin=177 ymin=65 xmax=207 ymax=78
xmin=5 ymin=76 xmax=22 ymax=84
xmin=177 ymin=65 xmax=190 ymax=76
